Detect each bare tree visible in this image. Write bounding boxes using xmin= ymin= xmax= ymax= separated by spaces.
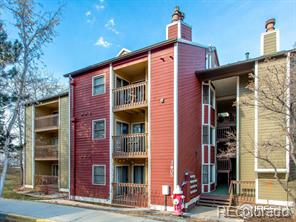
xmin=243 ymin=53 xmax=296 ymax=202
xmin=0 ymin=0 xmax=62 ymax=196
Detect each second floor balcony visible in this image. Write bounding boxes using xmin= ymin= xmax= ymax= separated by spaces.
xmin=35 ymin=114 xmax=59 ymax=132
xmin=35 ymin=145 xmax=58 ymax=160
xmin=113 ymin=133 xmax=147 ymax=158
xmin=113 ymin=81 xmax=147 ymax=112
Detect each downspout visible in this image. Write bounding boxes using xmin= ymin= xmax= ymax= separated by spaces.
xmin=69 ymin=75 xmax=77 ymax=198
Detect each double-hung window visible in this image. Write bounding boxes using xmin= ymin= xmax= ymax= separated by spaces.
xmin=93 ymin=165 xmax=106 ymax=185
xmin=93 ymin=119 xmax=106 ymax=140
xmin=93 ymin=75 xmax=105 ymax=95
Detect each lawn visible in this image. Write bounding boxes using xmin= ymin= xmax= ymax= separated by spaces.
xmin=2 ymin=167 xmax=38 ymax=200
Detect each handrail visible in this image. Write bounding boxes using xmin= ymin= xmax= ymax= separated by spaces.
xmin=35 ymin=145 xmax=58 ymax=159
xmin=35 ymin=114 xmax=59 ymax=130
xmin=228 ymin=180 xmax=255 ymax=206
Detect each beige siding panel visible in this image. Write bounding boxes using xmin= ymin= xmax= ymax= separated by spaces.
xmin=257 ymin=58 xmax=286 ymax=169
xmin=258 ymin=173 xmax=288 ymax=201
xmin=59 ymin=96 xmax=69 ymax=189
xmin=25 ymin=106 xmax=33 ymax=185
xmin=239 ymin=74 xmax=255 ymax=181
xmin=264 ymin=32 xmax=277 ymax=55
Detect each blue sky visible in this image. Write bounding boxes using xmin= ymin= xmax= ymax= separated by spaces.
xmin=3 ymin=0 xmax=296 ymax=82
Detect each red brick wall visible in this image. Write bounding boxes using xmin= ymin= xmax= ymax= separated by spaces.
xmin=177 ymin=42 xmax=206 ymax=198
xmin=70 ymin=66 xmax=110 ymax=199
xmin=150 ymin=45 xmax=175 ymax=205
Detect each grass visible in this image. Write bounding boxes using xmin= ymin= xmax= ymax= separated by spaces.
xmin=2 ymin=167 xmax=38 ymax=200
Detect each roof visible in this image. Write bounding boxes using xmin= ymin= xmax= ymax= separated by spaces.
xmin=196 ymin=48 xmax=296 ymax=81
xmin=25 ymin=91 xmax=68 ymax=106
xmin=64 ymin=38 xmax=209 ymax=78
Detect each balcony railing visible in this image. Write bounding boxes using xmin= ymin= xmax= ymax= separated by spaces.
xmin=35 ymin=145 xmax=58 ymax=160
xmin=113 ymin=81 xmax=147 ymax=111
xmin=229 ymin=180 xmax=256 ymax=206
xmin=35 ymin=175 xmax=58 ymax=186
xmin=35 ymin=114 xmax=59 ymax=131
xmin=112 ymin=183 xmax=148 ymax=207
xmin=217 ymin=126 xmax=236 ymax=141
xmin=113 ymin=133 xmax=147 ymax=158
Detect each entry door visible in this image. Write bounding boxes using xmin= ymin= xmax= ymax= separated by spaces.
xmin=115 ymin=122 xmax=129 ymax=152
xmin=116 ymin=166 xmax=129 ymax=183
xmin=201 ymin=82 xmax=216 ymax=193
xmin=133 ymin=166 xmax=145 ymax=184
xmin=132 ymin=123 xmax=145 ymax=133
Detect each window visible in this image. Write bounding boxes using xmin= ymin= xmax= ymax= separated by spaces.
xmin=202 ymin=165 xmax=208 ymax=184
xmin=93 ymin=119 xmax=106 ymax=140
xmin=92 ymin=75 xmax=105 ymax=95
xmin=203 ymin=85 xmax=209 ymax=104
xmin=52 ymin=164 xmax=58 ymax=176
xmin=210 ymin=127 xmax=215 ymax=145
xmin=132 ymin=123 xmax=145 ymax=133
xmin=93 ymin=165 xmax=106 ymax=185
xmin=133 ymin=165 xmax=145 ymax=184
xmin=210 ymin=165 xmax=215 ymax=183
xmin=210 ymin=88 xmax=215 ymax=108
xmin=203 ymin=125 xmax=208 ymax=144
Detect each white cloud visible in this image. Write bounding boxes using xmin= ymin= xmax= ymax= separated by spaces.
xmin=95 ymin=3 xmax=105 ymax=11
xmin=85 ymin=11 xmax=91 ymax=17
xmin=95 ymin=36 xmax=111 ymax=48
xmin=105 ymin=18 xmax=119 ymax=35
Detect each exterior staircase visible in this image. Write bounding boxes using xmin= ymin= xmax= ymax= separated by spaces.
xmin=197 ymin=194 xmax=230 ymax=207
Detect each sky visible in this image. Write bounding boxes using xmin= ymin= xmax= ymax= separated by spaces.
xmin=2 ymin=0 xmax=296 ymax=83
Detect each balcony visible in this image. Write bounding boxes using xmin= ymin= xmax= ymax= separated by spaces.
xmin=112 ymin=183 xmax=148 ymax=207
xmin=113 ymin=133 xmax=147 ymax=158
xmin=35 ymin=145 xmax=58 ymax=160
xmin=113 ymin=81 xmax=147 ymax=112
xmin=217 ymin=125 xmax=236 ymax=142
xmin=35 ymin=175 xmax=58 ymax=185
xmin=35 ymin=114 xmax=59 ymax=132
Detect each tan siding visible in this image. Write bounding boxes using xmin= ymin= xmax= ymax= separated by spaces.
xmin=263 ymin=32 xmax=277 ymax=55
xmin=258 ymin=174 xmax=288 ymax=201
xmin=239 ymin=74 xmax=255 ymax=181
xmin=59 ymin=96 xmax=69 ymax=189
xmin=257 ymin=58 xmax=286 ymax=169
xmin=25 ymin=106 xmax=33 ymax=185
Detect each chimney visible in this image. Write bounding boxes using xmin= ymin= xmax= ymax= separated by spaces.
xmin=166 ymin=6 xmax=192 ymax=41
xmin=261 ymin=18 xmax=279 ymax=55
xmin=245 ymin=52 xmax=250 ymax=60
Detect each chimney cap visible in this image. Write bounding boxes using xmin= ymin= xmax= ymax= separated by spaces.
xmin=172 ymin=6 xmax=185 ymax=22
xmin=265 ymin=18 xmax=276 ymax=31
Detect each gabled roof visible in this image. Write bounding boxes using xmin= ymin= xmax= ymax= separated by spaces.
xmin=64 ymin=38 xmax=209 ymax=78
xmin=196 ymin=48 xmax=296 ymax=81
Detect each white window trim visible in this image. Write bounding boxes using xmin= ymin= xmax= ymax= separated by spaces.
xmin=92 ymin=119 xmax=106 ymax=140
xmin=92 ymin=73 xmax=106 ymax=96
xmin=92 ymin=164 xmax=106 ymax=185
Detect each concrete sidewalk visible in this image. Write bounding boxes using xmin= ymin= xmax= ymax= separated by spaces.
xmin=0 ymin=198 xmax=159 ymax=222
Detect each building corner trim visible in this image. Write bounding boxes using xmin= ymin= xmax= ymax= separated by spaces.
xmin=109 ymin=64 xmax=114 ymax=202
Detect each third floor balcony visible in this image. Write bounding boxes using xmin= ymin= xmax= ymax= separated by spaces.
xmin=35 ymin=114 xmax=59 ymax=132
xmin=113 ymin=81 xmax=147 ymax=112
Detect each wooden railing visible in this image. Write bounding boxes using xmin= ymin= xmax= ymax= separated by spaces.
xmin=217 ymin=158 xmax=232 ymax=172
xmin=35 ymin=114 xmax=59 ymax=131
xmin=35 ymin=145 xmax=58 ymax=160
xmin=217 ymin=126 xmax=236 ymax=141
xmin=229 ymin=180 xmax=256 ymax=206
xmin=112 ymin=183 xmax=148 ymax=207
xmin=113 ymin=133 xmax=147 ymax=158
xmin=35 ymin=175 xmax=58 ymax=185
xmin=113 ymin=81 xmax=147 ymax=111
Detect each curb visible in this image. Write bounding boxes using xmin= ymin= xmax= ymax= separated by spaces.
xmin=0 ymin=213 xmax=54 ymax=222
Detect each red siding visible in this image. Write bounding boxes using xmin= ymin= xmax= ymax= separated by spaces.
xmin=178 ymin=43 xmax=206 ymax=198
xmin=181 ymin=24 xmax=192 ymax=41
xmin=70 ymin=66 xmax=110 ymax=199
xmin=150 ymin=45 xmax=175 ymax=205
xmin=168 ymin=24 xmax=178 ymax=39
xmin=204 ymin=105 xmax=208 ymax=124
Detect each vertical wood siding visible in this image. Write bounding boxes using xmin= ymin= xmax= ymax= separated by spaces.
xmin=263 ymin=32 xmax=277 ymax=55
xmin=71 ymin=67 xmax=110 ymax=199
xmin=178 ymin=43 xmax=206 ymax=197
xmin=150 ymin=45 xmax=175 ymax=205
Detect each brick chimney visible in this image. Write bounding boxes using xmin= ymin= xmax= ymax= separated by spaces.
xmin=261 ymin=18 xmax=279 ymax=55
xmin=166 ymin=6 xmax=192 ymax=41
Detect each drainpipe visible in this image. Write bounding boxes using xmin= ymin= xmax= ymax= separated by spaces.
xmin=69 ymin=75 xmax=77 ymax=198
